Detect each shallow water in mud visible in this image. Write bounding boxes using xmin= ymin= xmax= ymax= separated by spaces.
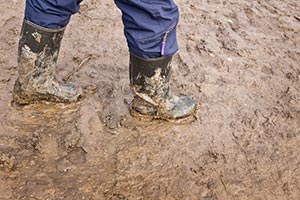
xmin=1 ymin=0 xmax=300 ymax=199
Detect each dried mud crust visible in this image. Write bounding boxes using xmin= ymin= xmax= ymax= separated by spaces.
xmin=0 ymin=0 xmax=300 ymax=200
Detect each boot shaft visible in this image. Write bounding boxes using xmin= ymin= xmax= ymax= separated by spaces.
xmin=19 ymin=20 xmax=65 ymax=53
xmin=129 ymin=53 xmax=172 ymax=100
xmin=17 ymin=20 xmax=65 ymax=81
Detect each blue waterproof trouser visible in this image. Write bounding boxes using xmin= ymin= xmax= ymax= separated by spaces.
xmin=25 ymin=0 xmax=179 ymax=58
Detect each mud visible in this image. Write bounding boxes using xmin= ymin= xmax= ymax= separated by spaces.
xmin=0 ymin=0 xmax=300 ymax=199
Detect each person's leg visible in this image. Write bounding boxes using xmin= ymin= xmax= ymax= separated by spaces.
xmin=25 ymin=0 xmax=82 ymax=28
xmin=115 ymin=0 xmax=196 ymax=120
xmin=114 ymin=0 xmax=179 ymax=58
xmin=14 ymin=0 xmax=82 ymax=104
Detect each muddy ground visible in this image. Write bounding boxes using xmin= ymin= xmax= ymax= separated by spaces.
xmin=0 ymin=0 xmax=300 ymax=199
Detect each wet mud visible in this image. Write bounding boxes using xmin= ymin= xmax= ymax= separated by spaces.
xmin=1 ymin=0 xmax=300 ymax=199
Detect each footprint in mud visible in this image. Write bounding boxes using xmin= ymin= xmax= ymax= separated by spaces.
xmin=10 ymin=102 xmax=82 ymax=133
xmin=4 ymin=102 xmax=84 ymax=164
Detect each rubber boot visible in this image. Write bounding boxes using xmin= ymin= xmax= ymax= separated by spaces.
xmin=129 ymin=53 xmax=196 ymax=120
xmin=13 ymin=20 xmax=82 ymax=105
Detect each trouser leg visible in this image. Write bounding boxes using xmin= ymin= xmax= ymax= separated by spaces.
xmin=114 ymin=1 xmax=196 ymax=120
xmin=114 ymin=0 xmax=179 ymax=58
xmin=25 ymin=0 xmax=82 ymax=28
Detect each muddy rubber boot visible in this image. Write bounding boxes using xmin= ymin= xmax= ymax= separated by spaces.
xmin=13 ymin=20 xmax=82 ymax=105
xmin=129 ymin=53 xmax=196 ymax=121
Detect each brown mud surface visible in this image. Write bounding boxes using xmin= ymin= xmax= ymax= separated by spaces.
xmin=1 ymin=0 xmax=300 ymax=199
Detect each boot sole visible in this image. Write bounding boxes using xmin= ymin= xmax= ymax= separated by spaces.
xmin=13 ymin=90 xmax=83 ymax=105
xmin=129 ymin=106 xmax=198 ymax=124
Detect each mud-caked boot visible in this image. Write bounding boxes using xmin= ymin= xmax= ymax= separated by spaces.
xmin=13 ymin=20 xmax=82 ymax=105
xmin=129 ymin=53 xmax=196 ymax=121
